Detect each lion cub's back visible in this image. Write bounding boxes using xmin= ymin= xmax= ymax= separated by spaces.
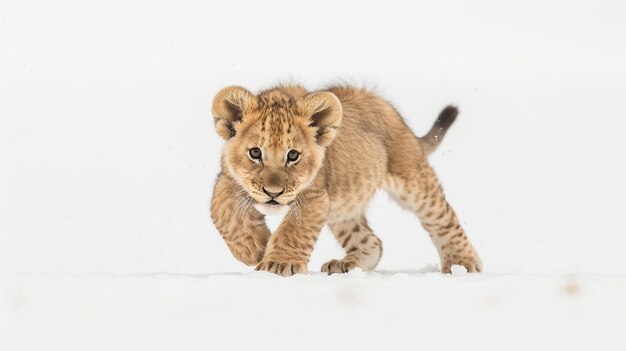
xmin=323 ymin=86 xmax=408 ymax=219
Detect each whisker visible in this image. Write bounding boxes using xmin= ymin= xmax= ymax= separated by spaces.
xmin=297 ymin=193 xmax=311 ymax=211
xmin=290 ymin=198 xmax=301 ymax=224
xmin=232 ymin=195 xmax=250 ymax=220
xmin=239 ymin=197 xmax=254 ymax=220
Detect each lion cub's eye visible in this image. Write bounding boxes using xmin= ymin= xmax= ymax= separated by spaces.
xmin=287 ymin=149 xmax=300 ymax=163
xmin=249 ymin=147 xmax=262 ymax=161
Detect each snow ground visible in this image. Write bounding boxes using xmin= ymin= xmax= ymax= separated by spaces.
xmin=3 ymin=272 xmax=626 ymax=351
xmin=2 ymin=0 xmax=626 ymax=350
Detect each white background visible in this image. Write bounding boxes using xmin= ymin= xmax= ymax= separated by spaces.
xmin=2 ymin=0 xmax=625 ymax=276
xmin=3 ymin=1 xmax=626 ymax=350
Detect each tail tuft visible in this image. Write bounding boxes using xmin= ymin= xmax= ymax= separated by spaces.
xmin=419 ymin=105 xmax=459 ymax=156
xmin=435 ymin=105 xmax=458 ymax=131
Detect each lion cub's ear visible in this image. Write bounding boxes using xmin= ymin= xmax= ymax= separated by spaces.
xmin=305 ymin=92 xmax=343 ymax=147
xmin=211 ymin=86 xmax=256 ymax=140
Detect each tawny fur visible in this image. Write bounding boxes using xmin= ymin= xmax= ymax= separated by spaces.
xmin=210 ymin=84 xmax=482 ymax=276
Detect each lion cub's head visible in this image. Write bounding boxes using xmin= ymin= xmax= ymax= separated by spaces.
xmin=212 ymin=85 xmax=342 ymax=212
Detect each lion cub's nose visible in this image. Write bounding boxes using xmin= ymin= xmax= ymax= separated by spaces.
xmin=263 ymin=187 xmax=284 ymax=198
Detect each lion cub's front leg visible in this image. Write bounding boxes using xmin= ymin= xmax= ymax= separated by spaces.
xmin=256 ymin=190 xmax=329 ymax=277
xmin=211 ymin=173 xmax=271 ymax=266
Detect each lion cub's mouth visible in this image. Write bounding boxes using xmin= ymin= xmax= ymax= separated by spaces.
xmin=254 ymin=200 xmax=290 ymax=217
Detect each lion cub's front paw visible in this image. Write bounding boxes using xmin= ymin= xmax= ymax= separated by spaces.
xmin=255 ymin=259 xmax=308 ymax=277
xmin=227 ymin=241 xmax=266 ymax=266
xmin=321 ymin=259 xmax=357 ymax=275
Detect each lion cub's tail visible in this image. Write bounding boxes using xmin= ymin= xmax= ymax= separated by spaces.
xmin=419 ymin=105 xmax=459 ymax=156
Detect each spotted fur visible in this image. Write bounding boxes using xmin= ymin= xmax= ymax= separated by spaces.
xmin=210 ymin=84 xmax=482 ymax=276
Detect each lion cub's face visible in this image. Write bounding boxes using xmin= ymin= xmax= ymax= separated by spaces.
xmin=212 ymin=86 xmax=342 ymax=211
xmin=223 ymin=109 xmax=323 ymax=209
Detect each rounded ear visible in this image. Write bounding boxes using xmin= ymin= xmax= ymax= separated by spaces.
xmin=211 ymin=86 xmax=256 ymax=140
xmin=304 ymin=92 xmax=342 ymax=147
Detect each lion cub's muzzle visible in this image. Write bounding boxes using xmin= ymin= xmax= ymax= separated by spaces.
xmin=262 ymin=187 xmax=285 ymax=205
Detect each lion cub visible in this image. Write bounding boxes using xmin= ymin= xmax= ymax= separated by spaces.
xmin=210 ymin=84 xmax=482 ymax=276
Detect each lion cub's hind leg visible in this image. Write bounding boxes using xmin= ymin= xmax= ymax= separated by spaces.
xmin=386 ymin=170 xmax=483 ymax=273
xmin=322 ymin=215 xmax=383 ymax=275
